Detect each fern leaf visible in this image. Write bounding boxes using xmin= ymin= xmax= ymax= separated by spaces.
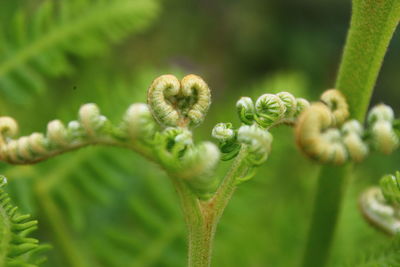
xmin=347 ymin=237 xmax=400 ymax=266
xmin=0 ymin=0 xmax=160 ymax=103
xmin=0 ymin=176 xmax=46 ymax=267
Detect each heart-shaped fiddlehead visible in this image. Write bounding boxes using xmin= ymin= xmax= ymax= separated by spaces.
xmin=147 ymin=74 xmax=211 ymax=128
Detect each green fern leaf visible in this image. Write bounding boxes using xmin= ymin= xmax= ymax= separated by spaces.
xmin=346 ymin=237 xmax=400 ymax=266
xmin=0 ymin=176 xmax=46 ymax=267
xmin=0 ymin=0 xmax=159 ymax=104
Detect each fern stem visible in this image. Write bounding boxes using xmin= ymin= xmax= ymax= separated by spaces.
xmin=302 ymin=1 xmax=400 ymax=266
xmin=173 ymin=147 xmax=249 ymax=267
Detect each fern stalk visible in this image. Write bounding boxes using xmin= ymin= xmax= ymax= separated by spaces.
xmin=174 ymin=147 xmax=250 ymax=267
xmin=302 ymin=0 xmax=400 ymax=266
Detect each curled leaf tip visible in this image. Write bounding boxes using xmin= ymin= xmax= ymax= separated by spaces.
xmin=147 ymin=74 xmax=211 ymax=128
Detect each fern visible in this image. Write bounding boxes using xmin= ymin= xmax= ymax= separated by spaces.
xmin=29 ymin=148 xmax=184 ymax=267
xmin=347 ymin=236 xmax=400 ymax=266
xmin=0 ymin=176 xmax=46 ymax=267
xmin=0 ymin=0 xmax=159 ymax=104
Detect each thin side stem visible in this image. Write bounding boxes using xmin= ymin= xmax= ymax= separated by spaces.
xmin=302 ymin=1 xmax=400 ymax=266
xmin=172 ymin=147 xmax=249 ymax=267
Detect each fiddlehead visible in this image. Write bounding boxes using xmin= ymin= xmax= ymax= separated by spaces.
xmin=0 ymin=176 xmax=47 ymax=266
xmin=236 ymin=92 xmax=309 ymax=128
xmin=367 ymin=104 xmax=399 ymax=154
xmin=213 ymin=91 xmax=306 ymax=183
xmin=147 ymin=74 xmax=211 ymax=128
xmin=359 ymin=172 xmax=400 ymax=235
xmin=295 ymin=89 xmax=400 ymax=164
xmin=0 ymin=103 xmax=157 ymax=164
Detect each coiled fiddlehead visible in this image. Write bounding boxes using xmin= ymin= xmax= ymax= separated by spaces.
xmin=236 ymin=92 xmax=310 ymax=128
xmin=0 ymin=103 xmax=158 ymax=164
xmin=147 ymin=74 xmax=211 ymax=128
xmin=0 ymin=176 xmax=47 ymax=266
xmin=359 ymin=172 xmax=400 ymax=235
xmin=145 ymin=74 xmax=219 ymax=197
xmin=295 ymin=89 xmax=400 ymax=165
xmin=213 ymin=91 xmax=305 ymax=183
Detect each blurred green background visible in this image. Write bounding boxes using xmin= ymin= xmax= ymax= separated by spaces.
xmin=0 ymin=0 xmax=399 ymax=266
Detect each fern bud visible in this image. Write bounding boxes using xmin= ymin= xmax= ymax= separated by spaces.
xmin=342 ymin=120 xmax=368 ymax=162
xmin=147 ymin=74 xmax=211 ymax=128
xmin=367 ymin=104 xmax=394 ymax=124
xmin=371 ymin=120 xmax=399 ymax=154
xmin=79 ymin=103 xmax=107 ymax=137
xmin=380 ymin=172 xmax=400 ymax=205
xmin=47 ymin=120 xmax=69 ymax=146
xmin=237 ymin=125 xmax=273 ymax=165
xmin=174 ymin=129 xmax=193 ymax=146
xmin=294 ymin=98 xmax=310 ymax=117
xmin=236 ymin=97 xmax=256 ymax=125
xmin=295 ymin=103 xmax=348 ymax=164
xmin=147 ymin=74 xmax=181 ymax=127
xmin=123 ymin=103 xmax=157 ymax=142
xmin=277 ymin=92 xmax=297 ymax=117
xmin=4 ymin=140 xmax=19 ymax=162
xmin=255 ymin=94 xmax=286 ymax=127
xmin=28 ymin=133 xmax=48 ymax=154
xmin=320 ymin=129 xmax=348 ymax=164
xmin=16 ymin=137 xmax=33 ymax=159
xmin=181 ymin=74 xmax=211 ymax=127
xmin=212 ymin=123 xmax=235 ymax=142
xmin=0 ymin=117 xmax=18 ymax=143
xmin=320 ymin=89 xmax=349 ymax=125
xmin=180 ymin=142 xmax=220 ymax=198
xmin=359 ymin=187 xmax=400 ymax=235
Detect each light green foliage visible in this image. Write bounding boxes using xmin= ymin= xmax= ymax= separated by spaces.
xmin=0 ymin=176 xmax=47 ymax=267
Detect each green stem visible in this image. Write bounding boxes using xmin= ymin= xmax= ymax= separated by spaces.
xmin=336 ymin=0 xmax=400 ymax=121
xmin=172 ymin=147 xmax=249 ymax=267
xmin=301 ymin=165 xmax=350 ymax=267
xmin=302 ymin=1 xmax=400 ymax=266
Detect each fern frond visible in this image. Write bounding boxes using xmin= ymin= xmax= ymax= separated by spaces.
xmin=29 ymin=147 xmax=183 ymax=266
xmin=0 ymin=0 xmax=160 ymax=103
xmin=0 ymin=176 xmax=46 ymax=267
xmin=347 ymin=236 xmax=400 ymax=266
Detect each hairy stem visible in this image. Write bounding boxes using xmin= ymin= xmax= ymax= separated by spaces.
xmin=302 ymin=165 xmax=350 ymax=267
xmin=336 ymin=0 xmax=400 ymax=121
xmin=302 ymin=1 xmax=400 ymax=266
xmin=173 ymin=147 xmax=249 ymax=267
